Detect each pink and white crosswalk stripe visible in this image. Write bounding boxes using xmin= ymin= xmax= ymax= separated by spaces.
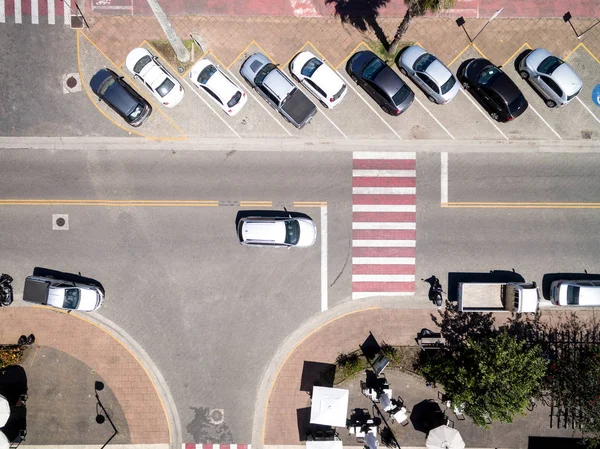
xmin=184 ymin=444 xmax=250 ymax=449
xmin=352 ymin=152 xmax=416 ymax=299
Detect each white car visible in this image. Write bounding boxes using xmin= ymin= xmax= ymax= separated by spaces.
xmin=189 ymin=59 xmax=247 ymax=116
xmin=125 ymin=48 xmax=184 ymax=108
xmin=550 ymin=280 xmax=600 ymax=306
xmin=289 ymin=51 xmax=347 ymax=108
xmin=237 ymin=215 xmax=317 ymax=247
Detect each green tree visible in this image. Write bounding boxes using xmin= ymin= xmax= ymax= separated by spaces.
xmin=388 ymin=0 xmax=455 ymax=56
xmin=419 ymin=329 xmax=547 ymax=427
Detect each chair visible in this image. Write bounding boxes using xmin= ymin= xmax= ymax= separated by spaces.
xmin=453 ymin=404 xmax=466 ymax=421
xmin=390 ymin=406 xmax=410 ymax=426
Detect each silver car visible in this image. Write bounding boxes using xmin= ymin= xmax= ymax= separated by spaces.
xmin=517 ymin=48 xmax=583 ymax=108
xmin=237 ymin=215 xmax=317 ymax=248
xmin=398 ymin=45 xmax=459 ymax=104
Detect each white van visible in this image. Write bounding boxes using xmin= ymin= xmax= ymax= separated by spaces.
xmin=550 ymin=280 xmax=600 ymax=306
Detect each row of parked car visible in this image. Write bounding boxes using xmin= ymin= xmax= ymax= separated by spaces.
xmin=89 ymin=45 xmax=584 ymax=128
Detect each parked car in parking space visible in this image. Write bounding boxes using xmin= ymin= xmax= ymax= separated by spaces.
xmin=550 ymin=280 xmax=600 ymax=307
xmin=346 ymin=51 xmax=414 ymax=115
xmin=90 ymin=68 xmax=152 ymax=127
xmin=517 ymin=48 xmax=583 ymax=108
xmin=125 ymin=47 xmax=184 ymax=108
xmin=397 ymin=45 xmax=459 ymax=104
xmin=189 ymin=59 xmax=247 ymax=116
xmin=237 ymin=215 xmax=317 ymax=248
xmin=240 ymin=53 xmax=317 ymax=128
xmin=458 ymin=58 xmax=528 ymax=122
xmin=289 ymin=51 xmax=348 ymax=108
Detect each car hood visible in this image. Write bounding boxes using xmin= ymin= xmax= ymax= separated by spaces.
xmin=399 ymin=45 xmax=426 ymax=69
xmin=290 ymin=51 xmax=314 ymax=72
xmin=89 ymin=69 xmax=113 ymax=95
xmin=297 ymin=218 xmax=317 ymax=247
xmin=78 ymin=289 xmax=102 ymax=311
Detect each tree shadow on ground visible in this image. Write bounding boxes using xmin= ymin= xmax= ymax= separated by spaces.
xmin=431 ymin=309 xmax=496 ymax=348
xmin=325 ymin=0 xmax=391 ymax=50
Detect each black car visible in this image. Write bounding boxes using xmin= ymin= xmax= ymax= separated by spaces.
xmin=90 ymin=68 xmax=152 ymax=127
xmin=458 ymin=58 xmax=528 ymax=122
xmin=346 ymin=51 xmax=414 ymax=115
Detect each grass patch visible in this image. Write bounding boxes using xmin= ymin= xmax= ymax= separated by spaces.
xmin=334 ymin=351 xmax=367 ymax=384
xmin=0 ymin=345 xmax=25 ymax=369
xmin=366 ymin=40 xmax=414 ymax=66
xmin=148 ymin=39 xmax=203 ymax=74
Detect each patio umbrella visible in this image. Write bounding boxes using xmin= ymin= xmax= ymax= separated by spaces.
xmin=310 ymin=386 xmax=349 ymax=427
xmin=0 ymin=395 xmax=9 ymax=427
xmin=306 ymin=441 xmax=343 ymax=449
xmin=426 ymin=425 xmax=465 ymax=449
xmin=0 ymin=430 xmax=9 ymax=449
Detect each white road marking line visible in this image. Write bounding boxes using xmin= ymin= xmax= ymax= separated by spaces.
xmin=353 ymin=292 xmax=414 ymax=299
xmin=0 ymin=0 xmax=5 ymax=23
xmin=15 ymin=0 xmax=22 ymax=23
xmin=353 ymin=204 xmax=416 ymax=212
xmin=319 ymin=105 xmax=347 ymax=138
xmin=48 ymin=0 xmax=55 ymax=24
xmin=353 ymin=274 xmax=415 ymax=282
xmin=353 ymin=222 xmax=416 ymax=230
xmin=183 ymin=78 xmax=241 ymax=139
xmin=64 ymin=0 xmax=71 ymax=25
xmin=459 ymin=89 xmax=508 ymax=140
xmin=353 ymin=257 xmax=415 ymax=265
xmin=353 ymin=169 xmax=416 ymax=177
xmin=227 ymin=71 xmax=293 ymax=137
xmin=441 ymin=152 xmax=448 ymax=204
xmin=528 ymin=104 xmax=562 ymax=140
xmin=353 ymin=151 xmax=415 ymax=159
xmin=353 ymin=240 xmax=416 ymax=247
xmin=31 ymin=0 xmax=38 ymax=23
xmin=352 ymin=187 xmax=415 ymax=195
xmin=414 ymin=97 xmax=455 ymax=140
xmin=321 ymin=204 xmax=328 ymax=312
xmin=340 ymin=72 xmax=402 ymax=140
xmin=576 ymin=97 xmax=600 ymax=124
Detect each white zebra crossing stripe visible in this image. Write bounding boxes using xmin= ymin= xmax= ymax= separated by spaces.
xmin=0 ymin=0 xmax=4 ymax=23
xmin=48 ymin=0 xmax=55 ymax=24
xmin=353 ymin=152 xmax=416 ymax=159
xmin=352 ymin=222 xmax=416 ymax=230
xmin=64 ymin=0 xmax=71 ymax=25
xmin=15 ymin=0 xmax=22 ymax=23
xmin=353 ymin=240 xmax=416 ymax=247
xmin=352 ymin=187 xmax=416 ymax=195
xmin=352 ymin=205 xmax=416 ymax=212
xmin=32 ymin=0 xmax=39 ymax=24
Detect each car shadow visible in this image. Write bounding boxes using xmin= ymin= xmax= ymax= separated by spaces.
xmin=541 ymin=272 xmax=600 ymax=300
xmin=32 ymin=267 xmax=105 ymax=294
xmin=234 ymin=209 xmax=313 ymax=228
xmin=447 ymin=270 xmax=525 ymax=302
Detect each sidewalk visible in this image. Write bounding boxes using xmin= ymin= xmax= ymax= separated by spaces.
xmin=0 ymin=307 xmax=169 ymax=445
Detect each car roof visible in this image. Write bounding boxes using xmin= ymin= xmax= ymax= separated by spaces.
xmin=310 ymin=63 xmax=344 ymax=93
xmin=374 ymin=66 xmax=404 ymax=96
xmin=488 ymin=72 xmax=521 ymax=103
xmin=103 ymin=81 xmax=140 ymax=115
xmin=263 ymin=69 xmax=294 ymax=100
xmin=205 ymin=66 xmax=239 ymax=100
xmin=241 ymin=220 xmax=286 ymax=243
xmin=425 ymin=60 xmax=452 ymax=85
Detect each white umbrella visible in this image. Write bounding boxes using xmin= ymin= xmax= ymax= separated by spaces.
xmin=426 ymin=425 xmax=465 ymax=449
xmin=0 ymin=430 xmax=9 ymax=449
xmin=310 ymin=386 xmax=349 ymax=427
xmin=306 ymin=441 xmax=343 ymax=449
xmin=0 ymin=395 xmax=9 ymax=427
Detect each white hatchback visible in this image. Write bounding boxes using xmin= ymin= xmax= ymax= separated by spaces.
xmin=125 ymin=47 xmax=184 ymax=108
xmin=189 ymin=59 xmax=247 ymax=116
xmin=289 ymin=51 xmax=347 ymax=108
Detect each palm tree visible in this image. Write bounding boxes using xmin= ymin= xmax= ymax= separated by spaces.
xmin=388 ymin=0 xmax=455 ymax=55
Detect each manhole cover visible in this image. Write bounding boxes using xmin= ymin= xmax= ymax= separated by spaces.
xmin=52 ymin=214 xmax=69 ymax=230
xmin=66 ymin=76 xmax=78 ymax=89
xmin=56 ymin=217 xmax=66 ymax=227
xmin=178 ymin=66 xmax=185 ymax=74
xmin=582 ymin=130 xmax=592 ymax=140
xmin=208 ymin=408 xmax=224 ymax=425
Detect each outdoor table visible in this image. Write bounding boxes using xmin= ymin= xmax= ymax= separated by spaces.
xmin=306 ymin=440 xmax=343 ymax=449
xmin=391 ymin=407 xmax=408 ymax=424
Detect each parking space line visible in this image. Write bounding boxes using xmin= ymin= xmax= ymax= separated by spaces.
xmin=283 ymin=42 xmax=310 ymax=68
xmin=319 ymin=107 xmax=348 ymax=138
xmin=528 ymin=104 xmax=562 ymax=140
xmin=254 ymin=42 xmax=277 ymax=63
xmin=471 ymin=43 xmax=488 ymax=59
xmin=228 ymin=41 xmax=259 ymax=70
xmin=334 ymin=42 xmax=366 ymax=71
xmin=447 ymin=44 xmax=472 ymax=68
xmin=441 ymin=152 xmax=448 ymax=204
xmin=321 ymin=204 xmax=328 ymax=312
xmin=459 ymin=90 xmax=508 ymax=140
xmin=502 ymin=43 xmax=532 ymax=68
xmin=0 ymin=199 xmax=220 ymax=206
xmin=340 ymin=72 xmax=402 ymax=139
xmin=414 ymin=97 xmax=455 ymax=139
xmin=226 ymin=71 xmax=294 ymax=137
xmin=576 ymin=97 xmax=600 ymax=124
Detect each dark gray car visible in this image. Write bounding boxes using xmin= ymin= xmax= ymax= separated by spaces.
xmin=346 ymin=51 xmax=414 ymax=115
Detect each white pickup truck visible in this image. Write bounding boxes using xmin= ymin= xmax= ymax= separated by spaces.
xmin=458 ymin=282 xmax=539 ymax=313
xmin=23 ymin=275 xmax=104 ymax=312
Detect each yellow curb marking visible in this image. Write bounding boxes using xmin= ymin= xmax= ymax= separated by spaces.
xmin=228 ymin=40 xmax=260 ymax=70
xmin=442 ymin=202 xmax=600 ymax=209
xmin=29 ymin=305 xmax=172 ymax=444
xmin=502 ymin=42 xmax=532 ymax=67
xmin=261 ymin=306 xmax=382 ymax=445
xmin=564 ymin=42 xmax=600 ymax=65
xmin=471 ymin=42 xmax=487 ymax=60
xmin=283 ymin=42 xmax=311 ymax=68
xmin=254 ymin=41 xmax=277 ymax=64
xmin=335 ymin=41 xmax=368 ymax=71
xmin=446 ymin=44 xmax=472 ymax=67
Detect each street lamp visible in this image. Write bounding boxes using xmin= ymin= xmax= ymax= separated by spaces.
xmin=456 ymin=8 xmax=504 ymax=43
xmin=95 ymin=381 xmax=118 ymax=449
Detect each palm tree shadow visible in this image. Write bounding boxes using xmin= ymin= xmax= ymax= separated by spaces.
xmin=325 ymin=0 xmax=391 ymax=50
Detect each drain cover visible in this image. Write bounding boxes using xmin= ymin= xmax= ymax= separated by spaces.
xmin=52 ymin=214 xmax=69 ymax=230
xmin=582 ymin=130 xmax=592 ymax=139
xmin=207 ymin=408 xmax=224 ymax=425
xmin=63 ymin=73 xmax=82 ymax=94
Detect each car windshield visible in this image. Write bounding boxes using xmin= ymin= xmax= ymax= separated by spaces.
xmin=197 ymin=65 xmax=217 ymax=84
xmin=477 ymin=66 xmax=502 ymax=86
xmin=255 ymin=63 xmax=277 ymax=86
xmin=440 ymin=75 xmax=456 ymax=94
xmin=228 ymin=91 xmax=242 ymax=107
xmin=567 ymin=286 xmax=580 ymax=305
xmin=156 ymin=78 xmax=175 ymax=97
xmin=301 ymin=57 xmax=323 ymax=77
xmin=128 ymin=104 xmax=143 ymax=120
xmin=413 ymin=53 xmax=436 ymax=72
xmin=538 ymin=56 xmax=563 ymax=75
xmin=284 ymin=219 xmax=300 ymax=245
xmin=133 ymin=55 xmax=152 ymax=74
xmin=63 ymin=288 xmax=80 ymax=309
xmin=392 ymin=85 xmax=410 ymax=105
xmin=98 ymin=77 xmax=115 ymax=96
xmin=362 ymin=58 xmax=386 ymax=81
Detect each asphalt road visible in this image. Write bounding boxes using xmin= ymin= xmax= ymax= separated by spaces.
xmin=1 ymin=145 xmax=600 ymax=442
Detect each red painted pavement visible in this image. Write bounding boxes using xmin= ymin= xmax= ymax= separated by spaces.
xmin=353 ymin=281 xmax=416 ymax=292
xmin=353 ymin=212 xmax=416 ymax=222
xmin=353 ymin=193 xmax=416 ymax=204
xmin=353 ymin=177 xmax=417 ymax=187
xmin=354 ymin=159 xmax=416 ymax=170
xmin=353 ymin=264 xmax=416 ymax=275
xmin=352 ymin=229 xmax=416 ymax=240
xmin=353 ymin=247 xmax=416 ymax=257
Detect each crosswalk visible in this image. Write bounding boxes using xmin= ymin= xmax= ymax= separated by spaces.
xmin=0 ymin=0 xmax=72 ymax=25
xmin=352 ymin=152 xmax=416 ymax=300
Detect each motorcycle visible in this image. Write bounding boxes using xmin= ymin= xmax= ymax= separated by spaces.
xmin=428 ymin=276 xmax=444 ymax=308
xmin=0 ymin=273 xmax=14 ymax=307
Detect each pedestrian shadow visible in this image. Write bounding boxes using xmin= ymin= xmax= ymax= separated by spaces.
xmin=32 ymin=267 xmax=105 ymax=294
xmin=324 ymin=0 xmax=391 ymax=50
xmin=447 ymin=270 xmax=525 ymax=302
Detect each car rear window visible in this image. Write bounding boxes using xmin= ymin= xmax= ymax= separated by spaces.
xmin=133 ymin=55 xmax=152 ymax=74
xmin=333 ymin=84 xmax=346 ymax=101
xmin=392 ymin=85 xmax=411 ymax=106
xmin=128 ymin=104 xmax=144 ymax=121
xmin=414 ymin=53 xmax=436 ymax=72
xmin=228 ymin=91 xmax=242 ymax=107
xmin=477 ymin=66 xmax=501 ymax=86
xmin=284 ymin=220 xmax=300 ymax=245
xmin=197 ymin=65 xmax=217 ymax=84
xmin=538 ymin=56 xmax=563 ymax=75
xmin=156 ymin=78 xmax=175 ymax=97
xmin=567 ymin=286 xmax=580 ymax=305
xmin=567 ymin=87 xmax=582 ymax=101
xmin=362 ymin=58 xmax=386 ymax=81
xmin=508 ymin=94 xmax=527 ymax=114
xmin=440 ymin=75 xmax=456 ymax=94
xmin=301 ymin=58 xmax=323 ymax=77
